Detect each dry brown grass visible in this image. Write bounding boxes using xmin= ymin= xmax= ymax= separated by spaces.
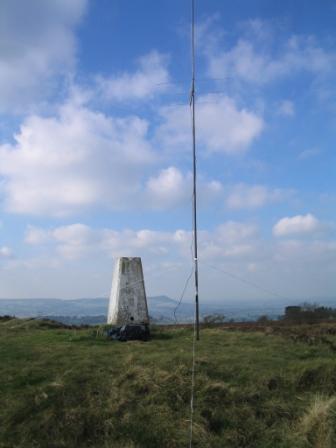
xmin=298 ymin=395 xmax=336 ymax=448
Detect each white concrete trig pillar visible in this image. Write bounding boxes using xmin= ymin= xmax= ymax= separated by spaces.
xmin=107 ymin=257 xmax=150 ymax=325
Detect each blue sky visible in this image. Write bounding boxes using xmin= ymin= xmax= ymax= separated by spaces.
xmin=0 ymin=0 xmax=335 ymax=303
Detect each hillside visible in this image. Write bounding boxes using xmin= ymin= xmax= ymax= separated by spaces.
xmin=1 ymin=318 xmax=336 ymax=447
xmin=0 ymin=297 xmax=293 ymax=323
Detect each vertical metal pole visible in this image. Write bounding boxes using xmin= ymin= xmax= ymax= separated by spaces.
xmin=191 ymin=0 xmax=200 ymax=340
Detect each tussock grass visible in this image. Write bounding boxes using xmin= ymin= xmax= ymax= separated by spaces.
xmin=296 ymin=395 xmax=336 ymax=448
xmin=1 ymin=319 xmax=336 ymax=447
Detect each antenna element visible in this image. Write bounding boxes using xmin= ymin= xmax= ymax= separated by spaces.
xmin=190 ymin=0 xmax=200 ymax=341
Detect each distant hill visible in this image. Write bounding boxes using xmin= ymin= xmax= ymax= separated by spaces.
xmin=0 ymin=296 xmax=280 ymax=324
xmin=0 ymin=296 xmax=195 ymax=324
xmin=1 ymin=296 xmax=335 ymax=324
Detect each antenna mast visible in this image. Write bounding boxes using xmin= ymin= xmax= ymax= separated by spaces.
xmin=190 ymin=0 xmax=200 ymax=340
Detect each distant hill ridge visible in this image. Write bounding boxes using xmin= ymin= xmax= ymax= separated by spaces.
xmin=1 ymin=296 xmax=335 ymax=324
xmin=0 ymin=296 xmax=193 ymax=322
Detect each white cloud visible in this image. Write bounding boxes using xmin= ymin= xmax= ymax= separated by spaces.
xmin=298 ymin=147 xmax=321 ymax=160
xmin=24 ymin=221 xmax=258 ymax=263
xmin=215 ymin=221 xmax=257 ymax=242
xmin=53 ymin=224 xmax=99 ymax=259
xmin=0 ymin=0 xmax=87 ymax=113
xmin=0 ymin=96 xmax=228 ymax=216
xmin=157 ymin=95 xmax=264 ymax=154
xmin=0 ymin=246 xmax=12 ymax=258
xmin=199 ymin=221 xmax=257 ymax=260
xmin=145 ymin=166 xmax=187 ymax=209
xmin=0 ymin=99 xmax=155 ymax=216
xmin=226 ymin=184 xmax=291 ymax=209
xmin=145 ymin=166 xmax=223 ymax=209
xmin=25 ymin=226 xmax=50 ymax=245
xmin=238 ymin=18 xmax=273 ymax=42
xmin=278 ymin=100 xmax=295 ymax=117
xmin=26 ymin=222 xmax=98 ymax=256
xmin=274 ymin=239 xmax=336 ymax=266
xmin=6 ymin=220 xmax=261 ymax=298
xmin=96 ymin=51 xmax=171 ymax=101
xmin=25 ymin=223 xmax=190 ymax=260
xmin=8 ymin=220 xmax=336 ymax=299
xmin=207 ymin=35 xmax=336 ymax=85
xmin=25 ymin=224 xmax=96 ymax=259
xmin=0 ymin=93 xmax=231 ymax=216
xmin=273 ymin=214 xmax=321 ymax=237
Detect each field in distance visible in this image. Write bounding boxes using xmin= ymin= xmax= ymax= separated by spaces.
xmin=1 ymin=317 xmax=336 ymax=448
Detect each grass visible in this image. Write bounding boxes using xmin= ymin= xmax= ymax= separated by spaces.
xmin=1 ymin=319 xmax=336 ymax=447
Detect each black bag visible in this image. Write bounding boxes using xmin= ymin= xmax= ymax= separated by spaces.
xmin=108 ymin=324 xmax=150 ymax=341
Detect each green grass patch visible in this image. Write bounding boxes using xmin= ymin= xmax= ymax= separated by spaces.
xmin=1 ymin=319 xmax=336 ymax=447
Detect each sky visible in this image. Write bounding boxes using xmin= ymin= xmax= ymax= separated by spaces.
xmin=0 ymin=0 xmax=335 ymax=303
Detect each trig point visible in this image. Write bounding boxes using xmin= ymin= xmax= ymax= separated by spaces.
xmin=107 ymin=257 xmax=150 ymax=325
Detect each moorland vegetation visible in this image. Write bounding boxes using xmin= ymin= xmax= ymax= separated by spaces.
xmin=1 ymin=317 xmax=336 ymax=447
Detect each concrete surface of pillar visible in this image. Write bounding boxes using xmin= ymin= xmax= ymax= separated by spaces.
xmin=107 ymin=257 xmax=149 ymax=325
